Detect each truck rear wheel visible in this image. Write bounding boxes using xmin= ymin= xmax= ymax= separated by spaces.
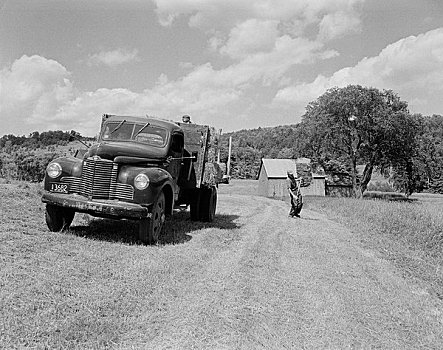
xmin=45 ymin=204 xmax=75 ymax=232
xmin=199 ymin=186 xmax=217 ymax=222
xmin=139 ymin=191 xmax=166 ymax=244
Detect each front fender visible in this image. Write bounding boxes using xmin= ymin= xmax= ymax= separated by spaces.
xmin=119 ymin=166 xmax=174 ymax=205
xmin=43 ymin=156 xmax=83 ymax=189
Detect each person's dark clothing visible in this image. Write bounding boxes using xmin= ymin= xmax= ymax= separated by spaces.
xmin=287 ymin=173 xmax=303 ymax=218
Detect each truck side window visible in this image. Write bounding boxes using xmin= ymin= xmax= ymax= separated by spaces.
xmin=171 ymin=134 xmax=184 ymax=154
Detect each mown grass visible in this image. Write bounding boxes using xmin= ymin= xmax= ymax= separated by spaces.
xmin=306 ymin=193 xmax=443 ymax=299
xmin=0 ymin=182 xmax=243 ymax=349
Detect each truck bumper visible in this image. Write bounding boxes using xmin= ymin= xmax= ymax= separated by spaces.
xmin=42 ymin=192 xmax=150 ymax=220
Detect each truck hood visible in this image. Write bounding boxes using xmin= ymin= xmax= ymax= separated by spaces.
xmin=87 ymin=141 xmax=168 ymax=161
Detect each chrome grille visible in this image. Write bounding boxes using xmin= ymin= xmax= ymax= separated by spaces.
xmin=60 ymin=158 xmax=134 ymax=201
xmin=110 ymin=183 xmax=134 ymax=201
xmin=81 ymin=158 xmax=114 ymax=199
xmin=62 ymin=176 xmax=82 ymax=193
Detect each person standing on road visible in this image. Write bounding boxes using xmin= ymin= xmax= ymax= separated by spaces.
xmin=287 ymin=170 xmax=303 ymax=218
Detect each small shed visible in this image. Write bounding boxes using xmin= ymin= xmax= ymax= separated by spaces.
xmin=257 ymin=158 xmax=325 ymax=199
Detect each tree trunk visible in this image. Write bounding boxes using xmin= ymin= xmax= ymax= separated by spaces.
xmin=360 ymin=163 xmax=374 ymax=194
xmin=405 ymin=159 xmax=414 ymax=197
xmin=350 ymin=157 xmax=362 ymax=198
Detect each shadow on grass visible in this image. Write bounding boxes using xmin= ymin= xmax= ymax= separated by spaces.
xmin=363 ymin=191 xmax=418 ymax=202
xmin=297 ymin=216 xmax=320 ymax=221
xmin=69 ymin=210 xmax=241 ymax=246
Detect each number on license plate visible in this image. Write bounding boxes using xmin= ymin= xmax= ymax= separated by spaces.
xmin=50 ymin=183 xmax=69 ymax=194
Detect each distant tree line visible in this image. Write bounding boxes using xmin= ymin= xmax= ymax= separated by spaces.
xmin=0 ymin=130 xmax=91 ymax=149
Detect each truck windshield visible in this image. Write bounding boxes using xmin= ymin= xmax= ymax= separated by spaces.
xmin=102 ymin=122 xmax=167 ymax=147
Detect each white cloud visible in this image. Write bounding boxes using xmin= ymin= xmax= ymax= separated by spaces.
xmin=146 ymin=0 xmax=360 ymax=126
xmin=2 ymin=28 xmax=443 ymax=137
xmin=0 ymin=55 xmax=244 ymax=135
xmin=0 ymin=2 xmax=367 ymax=135
xmin=317 ymin=10 xmax=361 ymax=41
xmin=273 ymin=28 xmax=443 ymax=116
xmin=0 ymin=29 xmax=337 ymax=135
xmin=152 ymin=0 xmax=363 ymax=39
xmin=151 ymin=0 xmax=363 ymax=64
xmin=87 ymin=48 xmax=140 ymax=67
xmin=0 ymin=55 xmax=75 ymax=133
xmin=0 ymin=37 xmax=333 ymax=135
xmin=220 ymin=19 xmax=280 ymax=59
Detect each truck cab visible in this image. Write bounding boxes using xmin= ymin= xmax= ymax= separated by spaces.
xmin=41 ymin=114 xmax=221 ymax=244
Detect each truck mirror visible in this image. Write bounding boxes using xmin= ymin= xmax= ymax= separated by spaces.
xmin=192 ymin=151 xmax=198 ymax=162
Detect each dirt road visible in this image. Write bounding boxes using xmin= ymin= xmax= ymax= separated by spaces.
xmin=147 ymin=192 xmax=443 ymax=349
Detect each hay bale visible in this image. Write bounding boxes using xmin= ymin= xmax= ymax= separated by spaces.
xmin=295 ymin=161 xmax=312 ymax=187
xmin=202 ymin=162 xmax=224 ymax=186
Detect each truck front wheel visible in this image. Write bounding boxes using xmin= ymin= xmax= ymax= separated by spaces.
xmin=45 ymin=204 xmax=75 ymax=232
xmin=139 ymin=191 xmax=166 ymax=245
xmin=199 ymin=186 xmax=217 ymax=222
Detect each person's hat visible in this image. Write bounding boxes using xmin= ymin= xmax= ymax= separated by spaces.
xmin=287 ymin=170 xmax=294 ymax=175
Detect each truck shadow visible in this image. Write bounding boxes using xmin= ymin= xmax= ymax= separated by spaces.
xmin=69 ymin=211 xmax=241 ymax=246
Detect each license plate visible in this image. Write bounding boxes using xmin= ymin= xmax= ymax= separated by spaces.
xmin=50 ymin=182 xmax=69 ymax=194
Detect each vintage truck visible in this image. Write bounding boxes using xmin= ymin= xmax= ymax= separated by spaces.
xmin=41 ymin=114 xmax=222 ymax=244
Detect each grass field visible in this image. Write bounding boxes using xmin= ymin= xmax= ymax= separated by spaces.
xmin=306 ymin=192 xmax=443 ymax=300
xmin=1 ymin=180 xmax=443 ymax=348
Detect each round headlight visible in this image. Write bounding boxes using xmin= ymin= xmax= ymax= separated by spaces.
xmin=47 ymin=162 xmax=62 ymax=178
xmin=134 ymin=173 xmax=149 ymax=190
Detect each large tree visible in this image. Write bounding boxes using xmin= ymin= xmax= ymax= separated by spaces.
xmin=301 ymin=85 xmax=419 ymax=197
xmin=391 ymin=114 xmax=443 ymax=195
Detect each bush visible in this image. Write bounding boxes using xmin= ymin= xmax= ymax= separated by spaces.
xmin=16 ymin=152 xmax=59 ymax=182
xmin=366 ymin=181 xmax=394 ymax=192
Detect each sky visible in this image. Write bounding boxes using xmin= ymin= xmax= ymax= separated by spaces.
xmin=1 ymin=0 xmax=443 ymax=137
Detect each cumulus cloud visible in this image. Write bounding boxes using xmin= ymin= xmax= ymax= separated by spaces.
xmin=1 ymin=43 xmax=333 ymax=135
xmin=147 ymin=0 xmax=359 ymax=130
xmin=317 ymin=10 xmax=361 ymax=41
xmin=149 ymin=0 xmax=348 ymax=110
xmin=0 ymin=55 xmax=75 ymax=133
xmin=87 ymin=48 xmax=140 ymax=67
xmin=0 ymin=1 xmax=368 ymax=135
xmin=0 ymin=55 xmax=244 ymax=135
xmin=273 ymin=28 xmax=443 ymax=116
xmin=2 ymin=28 xmax=443 ymax=136
xmin=151 ymin=0 xmax=362 ymax=75
xmin=220 ymin=19 xmax=280 ymax=59
xmin=152 ymin=0 xmax=363 ymax=41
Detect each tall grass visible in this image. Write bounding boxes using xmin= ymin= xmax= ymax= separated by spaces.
xmin=307 ymin=195 xmax=443 ymax=298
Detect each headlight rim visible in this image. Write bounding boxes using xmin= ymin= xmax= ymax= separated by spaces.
xmin=47 ymin=162 xmax=62 ymax=179
xmin=134 ymin=173 xmax=150 ymax=190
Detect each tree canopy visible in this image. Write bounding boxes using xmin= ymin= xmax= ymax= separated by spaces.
xmin=300 ymin=85 xmax=420 ymax=196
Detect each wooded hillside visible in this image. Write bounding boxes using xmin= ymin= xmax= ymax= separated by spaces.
xmin=219 ymin=124 xmax=305 ymax=179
